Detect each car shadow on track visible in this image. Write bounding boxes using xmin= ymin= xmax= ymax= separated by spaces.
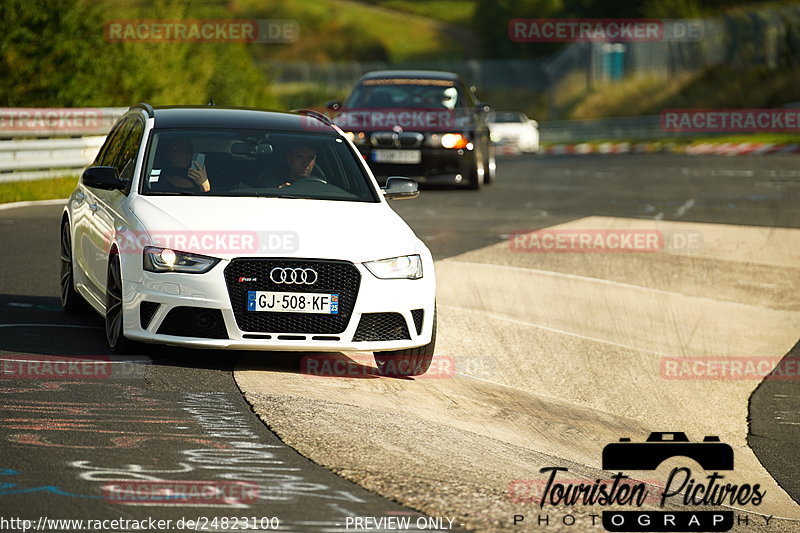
xmin=0 ymin=293 xmax=411 ymax=379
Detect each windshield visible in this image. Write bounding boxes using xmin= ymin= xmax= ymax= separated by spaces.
xmin=141 ymin=129 xmax=378 ymax=202
xmin=344 ymin=79 xmax=463 ymax=110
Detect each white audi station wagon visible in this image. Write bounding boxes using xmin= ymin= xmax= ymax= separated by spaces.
xmin=61 ymin=104 xmax=436 ymax=375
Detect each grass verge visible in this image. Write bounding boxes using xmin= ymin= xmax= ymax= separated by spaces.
xmin=234 ymin=0 xmax=468 ymax=62
xmin=562 ymin=66 xmax=800 ymax=120
xmin=358 ymin=0 xmax=476 ymax=27
xmin=0 ymin=176 xmax=78 ymax=204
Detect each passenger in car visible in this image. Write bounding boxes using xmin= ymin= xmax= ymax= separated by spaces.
xmin=151 ymin=137 xmax=211 ymax=193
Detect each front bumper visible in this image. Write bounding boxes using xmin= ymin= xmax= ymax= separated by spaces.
xmin=358 ymin=146 xmax=476 ymax=184
xmin=121 ymin=259 xmax=436 ymax=352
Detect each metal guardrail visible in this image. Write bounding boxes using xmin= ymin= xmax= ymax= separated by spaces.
xmin=539 ymin=114 xmax=728 ymax=144
xmin=0 ymin=107 xmax=760 ymax=182
xmin=0 ymin=107 xmax=127 ymax=182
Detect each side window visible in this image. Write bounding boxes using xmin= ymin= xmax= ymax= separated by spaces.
xmin=115 ymin=119 xmax=144 ymax=181
xmin=454 ymin=83 xmax=472 ymax=110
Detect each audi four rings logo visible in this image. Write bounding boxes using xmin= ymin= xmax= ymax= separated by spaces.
xmin=269 ymin=267 xmax=318 ymax=285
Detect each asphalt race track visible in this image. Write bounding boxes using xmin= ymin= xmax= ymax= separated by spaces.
xmin=1 ymin=153 xmax=799 ymax=532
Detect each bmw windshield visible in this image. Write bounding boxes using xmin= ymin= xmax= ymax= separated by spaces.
xmin=141 ymin=129 xmax=379 ymax=202
xmin=343 ymin=79 xmax=464 ymax=111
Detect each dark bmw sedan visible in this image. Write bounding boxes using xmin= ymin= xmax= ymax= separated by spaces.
xmin=328 ymin=70 xmax=495 ymax=189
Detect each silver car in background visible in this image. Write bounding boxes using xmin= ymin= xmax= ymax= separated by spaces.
xmin=488 ymin=111 xmax=539 ymax=154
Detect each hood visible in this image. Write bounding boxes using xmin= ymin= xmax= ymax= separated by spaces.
xmin=128 ymin=195 xmax=422 ymax=263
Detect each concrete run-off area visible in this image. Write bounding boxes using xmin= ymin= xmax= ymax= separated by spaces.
xmin=236 ymin=216 xmax=800 ymax=532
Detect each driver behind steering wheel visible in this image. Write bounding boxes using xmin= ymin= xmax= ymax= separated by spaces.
xmin=265 ymin=144 xmax=322 ymax=189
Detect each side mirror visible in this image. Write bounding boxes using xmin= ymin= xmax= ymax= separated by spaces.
xmin=382 ymin=177 xmax=419 ymax=200
xmin=81 ymin=166 xmax=126 ymax=191
xmin=326 ymin=100 xmax=341 ymax=112
xmin=475 ymin=102 xmax=491 ymax=114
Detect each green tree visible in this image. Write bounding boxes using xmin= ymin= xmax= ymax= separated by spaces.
xmin=473 ymin=0 xmax=563 ymax=58
xmin=0 ymin=0 xmax=277 ymax=108
xmin=0 ymin=0 xmax=111 ymax=105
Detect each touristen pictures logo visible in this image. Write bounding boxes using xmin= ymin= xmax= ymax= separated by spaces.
xmin=510 ymin=432 xmax=767 ymax=532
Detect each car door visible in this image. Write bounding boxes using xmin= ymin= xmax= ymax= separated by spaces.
xmin=73 ymin=117 xmax=129 ymax=299
xmin=83 ymin=116 xmax=144 ymax=298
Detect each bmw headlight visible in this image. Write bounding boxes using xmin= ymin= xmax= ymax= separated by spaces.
xmin=364 ymin=255 xmax=422 ymax=279
xmin=425 ymin=132 xmax=471 ymax=149
xmin=344 ymin=131 xmax=367 ymax=146
xmin=143 ymin=246 xmax=219 ymax=274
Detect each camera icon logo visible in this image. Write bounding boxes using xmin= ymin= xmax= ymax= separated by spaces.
xmin=602 ymin=432 xmax=734 ymax=471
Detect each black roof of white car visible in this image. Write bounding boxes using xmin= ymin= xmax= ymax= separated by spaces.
xmin=128 ymin=105 xmax=336 ymax=134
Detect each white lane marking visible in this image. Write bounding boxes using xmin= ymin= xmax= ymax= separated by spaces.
xmin=439 ymin=302 xmax=675 ymax=358
xmin=0 ymin=324 xmax=154 ymax=363
xmin=0 ymin=354 xmax=151 ymax=365
xmin=674 ymin=198 xmax=695 ymax=218
xmin=442 ymin=260 xmax=783 ymax=311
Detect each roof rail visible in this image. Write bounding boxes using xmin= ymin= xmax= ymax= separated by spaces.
xmin=130 ymin=102 xmax=155 ymax=118
xmin=292 ymin=108 xmax=332 ymax=126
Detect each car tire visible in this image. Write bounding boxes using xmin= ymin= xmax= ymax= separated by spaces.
xmin=105 ymin=250 xmax=136 ymax=354
xmin=373 ymin=308 xmax=436 ymax=377
xmin=60 ymin=221 xmax=91 ymax=315
xmin=484 ymin=143 xmax=496 ymax=185
xmin=467 ymin=156 xmax=484 ymax=190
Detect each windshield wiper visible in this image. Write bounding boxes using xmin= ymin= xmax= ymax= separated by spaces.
xmin=147 ymin=191 xmax=198 ymax=196
xmin=251 ymin=193 xmax=302 ymax=199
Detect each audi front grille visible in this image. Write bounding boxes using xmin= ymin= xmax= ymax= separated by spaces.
xmin=224 ymin=258 xmax=361 ymax=334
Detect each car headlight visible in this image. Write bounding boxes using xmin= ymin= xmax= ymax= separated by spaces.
xmin=364 ymin=255 xmax=422 ymax=279
xmin=143 ymin=246 xmax=220 ymax=274
xmin=440 ymin=133 xmax=470 ymax=149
